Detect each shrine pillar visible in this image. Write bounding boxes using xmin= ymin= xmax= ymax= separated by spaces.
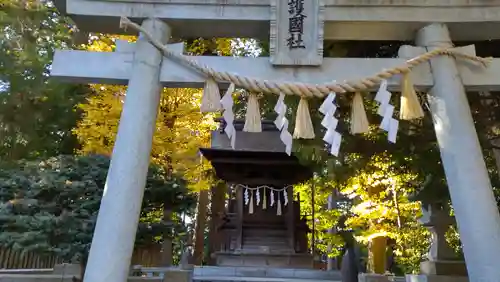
xmin=416 ymin=23 xmax=500 ymax=281
xmin=83 ymin=19 xmax=170 ymax=282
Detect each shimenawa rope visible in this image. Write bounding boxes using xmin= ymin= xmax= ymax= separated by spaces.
xmin=119 ymin=17 xmax=491 ymax=98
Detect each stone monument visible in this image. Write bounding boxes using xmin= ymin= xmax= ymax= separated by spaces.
xmin=51 ymin=1 xmax=500 ymax=282
xmin=405 ymin=205 xmax=468 ymax=282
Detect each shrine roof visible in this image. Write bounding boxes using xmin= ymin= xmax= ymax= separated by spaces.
xmin=199 ymin=148 xmax=312 ymax=186
xmin=200 ymin=147 xmax=298 ymax=163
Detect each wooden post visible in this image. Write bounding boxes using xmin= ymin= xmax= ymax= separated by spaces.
xmin=236 ymin=185 xmax=244 ymax=250
xmin=311 ymin=180 xmax=316 ymax=267
xmin=208 ymin=183 xmax=226 ymax=264
xmin=286 ymin=186 xmax=295 ymax=252
xmin=193 ymin=190 xmax=209 ymax=265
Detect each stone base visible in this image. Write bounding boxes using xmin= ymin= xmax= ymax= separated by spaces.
xmin=420 ymin=261 xmax=467 ymax=276
xmin=358 ymin=273 xmax=391 ymax=282
xmin=53 ymin=263 xmax=81 ymax=277
xmin=406 ymin=274 xmax=468 ymax=282
xmin=162 ymin=269 xmax=192 ymax=282
xmin=215 ymin=252 xmax=313 ymax=268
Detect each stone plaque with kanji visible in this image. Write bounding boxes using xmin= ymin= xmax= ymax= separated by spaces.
xmin=270 ymin=0 xmax=324 ymax=66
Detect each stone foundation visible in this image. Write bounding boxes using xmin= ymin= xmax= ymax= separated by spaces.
xmin=420 ymin=261 xmax=467 ymax=276
xmin=406 ymin=274 xmax=468 ymax=282
xmin=358 ymin=273 xmax=391 ymax=282
xmin=215 ymin=252 xmax=313 ymax=268
xmin=162 ymin=269 xmax=192 ymax=282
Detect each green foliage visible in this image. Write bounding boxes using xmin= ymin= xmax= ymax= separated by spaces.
xmin=0 ymin=0 xmax=90 ymax=161
xmin=0 ymin=154 xmax=195 ymax=263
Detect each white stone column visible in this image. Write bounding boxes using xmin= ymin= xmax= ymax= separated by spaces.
xmin=83 ymin=19 xmax=170 ymax=282
xmin=416 ymin=23 xmax=500 ymax=281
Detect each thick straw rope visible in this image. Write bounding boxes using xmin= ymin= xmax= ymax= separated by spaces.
xmin=120 ymin=17 xmax=491 ymax=98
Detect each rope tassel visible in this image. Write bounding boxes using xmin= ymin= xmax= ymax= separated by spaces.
xmin=276 ymin=197 xmax=282 ymax=216
xmin=262 ymin=188 xmax=267 ymax=210
xmin=249 ymin=190 xmax=254 ymax=214
xmin=293 ymin=98 xmax=315 ymax=139
xmin=350 ymin=92 xmax=370 ymax=134
xmin=200 ymin=78 xmax=222 ymax=113
xmin=400 ymin=73 xmax=425 ymax=120
xmin=243 ymin=93 xmax=262 ymax=132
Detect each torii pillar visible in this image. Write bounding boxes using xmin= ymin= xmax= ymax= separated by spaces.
xmin=417 ymin=23 xmax=500 ymax=281
xmin=83 ymin=19 xmax=169 ymax=282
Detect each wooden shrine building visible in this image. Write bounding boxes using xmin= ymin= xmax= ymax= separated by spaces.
xmin=200 ymin=119 xmax=313 ymax=268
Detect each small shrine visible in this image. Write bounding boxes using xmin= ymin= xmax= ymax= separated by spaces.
xmin=200 ymin=118 xmax=313 ymax=268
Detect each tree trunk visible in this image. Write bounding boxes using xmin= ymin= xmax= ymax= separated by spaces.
xmin=368 ymin=236 xmax=387 ymax=274
xmin=161 ymin=208 xmax=173 ymax=266
xmin=193 ymin=190 xmax=209 ymax=265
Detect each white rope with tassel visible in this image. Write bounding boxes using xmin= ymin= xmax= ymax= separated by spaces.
xmin=262 ymin=187 xmax=267 ymax=210
xmin=400 ymin=73 xmax=425 ymax=120
xmin=200 ymin=78 xmax=222 ymax=113
xmin=293 ymin=98 xmax=315 ymax=139
xmin=243 ymin=93 xmax=262 ymax=132
xmin=249 ymin=190 xmax=254 ymax=214
xmin=276 ymin=197 xmax=282 ymax=216
xmin=350 ymin=92 xmax=370 ymax=134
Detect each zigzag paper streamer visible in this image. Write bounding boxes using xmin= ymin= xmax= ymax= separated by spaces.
xmin=319 ymin=92 xmax=342 ymax=156
xmin=274 ymin=93 xmax=293 ymax=155
xmin=220 ymin=84 xmax=236 ymax=149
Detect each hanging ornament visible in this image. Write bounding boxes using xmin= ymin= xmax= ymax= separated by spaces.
xmin=220 ymin=83 xmax=236 ymax=149
xmin=249 ymin=190 xmax=254 ymax=214
xmin=350 ymin=92 xmax=369 ymax=134
xmin=274 ymin=93 xmax=292 ymax=155
xmin=244 ymin=188 xmax=249 ymax=205
xmin=400 ymin=73 xmax=425 ymax=120
xmin=293 ymin=98 xmax=315 ymax=139
xmin=376 ymin=80 xmax=400 ymax=144
xmin=200 ymin=78 xmax=222 ymax=112
xmin=270 ymin=190 xmax=275 ymax=207
xmin=256 ymin=188 xmax=261 ymax=206
xmin=262 ymin=187 xmax=267 ymax=210
xmin=277 ymin=197 xmax=282 ymax=216
xmin=319 ymin=93 xmax=342 ymax=156
xmin=243 ymin=93 xmax=262 ymax=132
xmin=375 ymin=80 xmax=392 ymax=117
xmin=283 ymin=188 xmax=288 ymax=206
xmin=380 ymin=104 xmax=400 ymax=144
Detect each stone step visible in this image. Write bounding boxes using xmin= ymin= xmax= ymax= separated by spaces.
xmin=241 ymin=246 xmax=289 ymax=250
xmin=241 ymin=244 xmax=290 ymax=249
xmin=243 ymin=230 xmax=287 ymax=237
xmin=194 ymin=266 xmax=342 ymax=281
xmin=193 ymin=276 xmax=339 ymax=282
xmin=242 ymin=239 xmax=289 ymax=245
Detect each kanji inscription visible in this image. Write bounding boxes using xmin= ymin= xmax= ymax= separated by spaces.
xmin=270 ymin=0 xmax=324 ymax=66
xmin=287 ymin=0 xmax=306 ymax=50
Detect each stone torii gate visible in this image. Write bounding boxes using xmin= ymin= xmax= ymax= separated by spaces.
xmin=52 ymin=1 xmax=500 ymax=282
